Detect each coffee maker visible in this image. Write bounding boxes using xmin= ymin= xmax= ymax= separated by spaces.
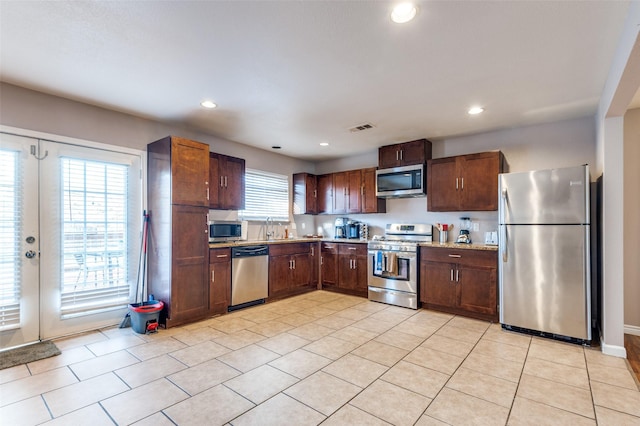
xmin=346 ymin=220 xmax=361 ymax=239
xmin=334 ymin=217 xmax=348 ymax=239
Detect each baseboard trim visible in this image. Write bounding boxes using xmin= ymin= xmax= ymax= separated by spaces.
xmin=600 ymin=337 xmax=628 ymax=358
xmin=624 ymin=324 xmax=640 ymax=336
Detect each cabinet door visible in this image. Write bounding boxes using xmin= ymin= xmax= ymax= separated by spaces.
xmin=457 ymin=264 xmax=497 ymax=317
xmin=172 ymin=137 xmax=209 ymax=207
xmin=361 ymin=167 xmax=385 ymax=214
xmin=268 ymin=256 xmax=291 ymax=297
xmin=399 ymin=139 xmax=431 ymax=166
xmin=317 ymin=174 xmax=333 ymax=214
xmin=310 ymin=243 xmax=319 ymax=287
xmin=223 ymin=155 xmax=245 ymax=210
xmin=293 ymin=173 xmax=318 ymax=215
xmin=333 ymin=172 xmax=347 ymax=214
xmin=291 ymin=253 xmax=312 ymax=289
xmin=171 ymin=205 xmax=210 ymax=322
xmin=338 ymin=255 xmax=357 ymax=290
xmin=209 ymin=153 xmax=221 ymax=209
xmin=459 ymin=152 xmax=501 ymax=211
xmin=346 ymin=170 xmax=362 ymax=213
xmin=379 ymin=144 xmax=401 ymax=169
xmin=354 ymin=254 xmax=368 ymax=293
xmin=321 ymin=245 xmax=338 ymax=287
xmin=420 ymin=260 xmax=456 ymax=308
xmin=209 ymin=251 xmax=231 ymax=315
xmin=427 ymin=157 xmax=459 ymax=212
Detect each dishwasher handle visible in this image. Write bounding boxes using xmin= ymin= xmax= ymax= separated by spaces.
xmin=232 ymin=245 xmax=269 ymax=258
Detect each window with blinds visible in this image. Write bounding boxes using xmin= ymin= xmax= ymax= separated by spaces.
xmin=60 ymin=158 xmax=130 ymax=317
xmin=240 ymin=169 xmax=290 ymax=222
xmin=0 ymin=149 xmax=21 ymax=329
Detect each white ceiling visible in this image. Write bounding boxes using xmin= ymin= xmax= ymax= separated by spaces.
xmin=0 ymin=1 xmax=635 ymax=161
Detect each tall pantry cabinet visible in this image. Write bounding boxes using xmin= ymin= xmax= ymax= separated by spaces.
xmin=147 ymin=136 xmax=211 ymax=328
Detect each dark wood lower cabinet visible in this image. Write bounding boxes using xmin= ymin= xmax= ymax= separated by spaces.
xmin=321 ymin=242 xmax=368 ymax=297
xmin=268 ymin=243 xmax=316 ymax=299
xmin=209 ymin=248 xmax=231 ymax=315
xmin=420 ymin=247 xmax=498 ymax=322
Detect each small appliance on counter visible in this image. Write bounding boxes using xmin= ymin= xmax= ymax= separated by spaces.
xmin=334 ymin=217 xmax=348 ymax=239
xmin=456 ymin=217 xmax=472 ymax=244
xmin=346 ymin=220 xmax=362 ymax=239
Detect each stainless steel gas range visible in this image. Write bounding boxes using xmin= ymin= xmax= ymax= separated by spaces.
xmin=367 ymin=223 xmax=433 ymax=309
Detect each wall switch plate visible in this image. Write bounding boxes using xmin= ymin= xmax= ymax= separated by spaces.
xmin=484 ymin=231 xmax=498 ymax=245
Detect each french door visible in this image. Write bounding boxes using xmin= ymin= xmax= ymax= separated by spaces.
xmin=0 ymin=132 xmax=143 ymax=349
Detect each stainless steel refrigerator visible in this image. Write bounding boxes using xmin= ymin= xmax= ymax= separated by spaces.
xmin=499 ymin=165 xmax=591 ymax=342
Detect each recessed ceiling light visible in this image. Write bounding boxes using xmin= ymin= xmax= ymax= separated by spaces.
xmin=320 ymin=142 xmax=329 ymax=147
xmin=468 ymin=107 xmax=484 ymax=115
xmin=391 ymin=3 xmax=417 ymax=24
xmin=201 ymin=100 xmax=217 ymax=109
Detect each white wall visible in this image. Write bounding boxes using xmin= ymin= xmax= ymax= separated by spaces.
xmin=0 ymin=82 xmax=317 ymax=241
xmin=624 ymin=108 xmax=640 ymax=331
xmin=312 ymin=116 xmax=596 ymax=243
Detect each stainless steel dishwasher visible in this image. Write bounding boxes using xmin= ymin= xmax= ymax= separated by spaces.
xmin=230 ymin=245 xmax=269 ymax=310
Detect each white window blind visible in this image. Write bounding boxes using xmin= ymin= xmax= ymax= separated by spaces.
xmin=240 ymin=169 xmax=290 ymax=222
xmin=60 ymin=158 xmax=130 ymax=316
xmin=0 ymin=149 xmax=21 ymax=329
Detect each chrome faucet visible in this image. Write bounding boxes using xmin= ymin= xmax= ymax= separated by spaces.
xmin=265 ymin=216 xmax=274 ymax=240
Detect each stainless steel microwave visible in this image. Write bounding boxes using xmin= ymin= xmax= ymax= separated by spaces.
xmin=209 ymin=220 xmax=246 ymax=242
xmin=376 ymin=164 xmax=425 ymax=198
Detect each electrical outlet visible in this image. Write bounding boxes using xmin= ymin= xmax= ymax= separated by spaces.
xmin=472 ymin=222 xmax=479 ymax=232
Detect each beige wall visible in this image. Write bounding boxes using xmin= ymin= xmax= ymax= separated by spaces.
xmin=624 ymin=108 xmax=640 ymax=330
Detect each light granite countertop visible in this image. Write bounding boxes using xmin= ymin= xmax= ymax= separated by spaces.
xmin=210 ymin=238 xmax=497 ymax=250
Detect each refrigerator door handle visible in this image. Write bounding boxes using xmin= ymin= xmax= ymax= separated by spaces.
xmin=501 ymin=226 xmax=508 ymax=263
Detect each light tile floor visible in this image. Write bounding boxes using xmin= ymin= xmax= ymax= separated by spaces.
xmin=1 ymin=290 xmax=639 ymax=425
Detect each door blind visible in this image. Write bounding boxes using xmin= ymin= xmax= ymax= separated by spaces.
xmin=60 ymin=157 xmax=130 ymax=317
xmin=0 ymin=149 xmax=21 ymax=330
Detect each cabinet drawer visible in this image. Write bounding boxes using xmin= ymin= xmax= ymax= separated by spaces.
xmin=209 ymin=248 xmax=231 ymax=263
xmin=321 ymin=242 xmax=338 ymax=253
xmin=338 ymin=243 xmax=367 ymax=255
xmin=420 ymin=247 xmax=496 ymax=267
xmin=269 ymin=242 xmax=310 ymax=256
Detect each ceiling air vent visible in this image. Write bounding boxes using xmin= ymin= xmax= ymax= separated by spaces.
xmin=348 ymin=123 xmax=375 ymax=133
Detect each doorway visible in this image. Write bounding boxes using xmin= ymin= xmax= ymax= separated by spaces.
xmin=0 ymin=132 xmax=143 ymax=349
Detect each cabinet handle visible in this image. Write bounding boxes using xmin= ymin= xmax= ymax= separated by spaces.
xmin=361 ymin=185 xmax=364 ymax=196
xmin=289 ymin=260 xmax=293 ymax=269
xmin=396 ymin=150 xmax=399 ymax=161
xmin=450 ymin=269 xmax=454 ymax=282
xmin=293 ymin=259 xmax=296 ymax=269
xmin=206 ymin=187 xmax=210 ymax=200
xmin=216 ymin=254 xmax=228 ymax=258
xmin=400 ymin=149 xmax=403 ymax=161
xmin=211 ymin=270 xmax=215 ymax=282
xmin=461 ymin=177 xmax=464 ymax=190
xmin=456 ymin=178 xmax=459 ymax=190
xmin=311 ymin=246 xmax=314 ymax=256
xmin=456 ymin=269 xmax=459 ymax=282
xmin=353 ymin=259 xmax=357 ymax=269
xmin=220 ymin=176 xmax=224 ymax=188
xmin=321 ymin=256 xmax=324 ymax=265
xmin=225 ymin=176 xmax=228 ymax=188
xmin=313 ymin=189 xmax=317 ymax=198
xmin=348 ymin=247 xmax=356 ymax=250
xmin=448 ymin=254 xmax=461 ymax=258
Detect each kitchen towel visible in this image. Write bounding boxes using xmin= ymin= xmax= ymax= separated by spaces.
xmin=386 ymin=252 xmax=398 ymax=276
xmin=375 ymin=251 xmax=383 ymax=275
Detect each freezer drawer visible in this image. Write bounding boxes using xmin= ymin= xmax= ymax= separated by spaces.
xmin=499 ymin=224 xmax=591 ymax=340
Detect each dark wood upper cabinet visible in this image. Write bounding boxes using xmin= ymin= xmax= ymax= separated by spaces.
xmin=427 ymin=151 xmax=504 ymax=212
xmin=169 ymin=136 xmax=210 ymax=207
xmin=293 ymin=173 xmax=318 ymax=215
xmin=209 ymin=152 xmax=245 ymax=210
xmin=361 ymin=167 xmax=386 ymax=214
xmin=147 ymin=136 xmax=210 ymax=328
xmin=379 ymin=139 xmax=432 ymax=169
xmin=317 ymin=173 xmax=333 ymax=214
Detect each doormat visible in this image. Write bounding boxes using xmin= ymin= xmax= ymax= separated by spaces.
xmin=0 ymin=341 xmax=61 ymax=370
